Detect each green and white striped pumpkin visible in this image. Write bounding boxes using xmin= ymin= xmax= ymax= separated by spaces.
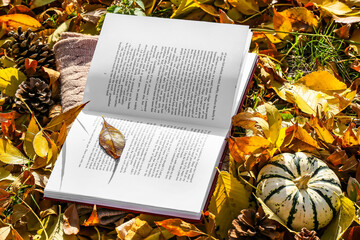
xmin=256 ymin=152 xmax=342 ymax=231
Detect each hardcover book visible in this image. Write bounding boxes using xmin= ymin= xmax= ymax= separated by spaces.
xmin=44 ymin=13 xmax=257 ymax=220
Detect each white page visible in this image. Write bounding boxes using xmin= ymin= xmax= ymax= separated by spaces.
xmin=232 ymin=53 xmax=258 ymax=114
xmin=45 ymin=112 xmax=228 ymax=219
xmin=83 ymin=14 xmax=250 ymax=129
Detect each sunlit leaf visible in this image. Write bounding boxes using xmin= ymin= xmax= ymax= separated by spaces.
xmin=219 ymin=9 xmax=234 ymax=23
xmin=228 ymin=136 xmax=270 ymax=163
xmin=265 ymin=103 xmax=281 ymax=144
xmin=0 ymin=67 xmax=26 ymax=97
xmin=99 ymin=117 xmax=126 ymax=159
xmin=45 ymin=102 xmax=88 ymax=131
xmin=0 ymin=138 xmax=28 ymax=164
xmin=321 ymin=195 xmax=355 ymax=240
xmin=317 ymin=0 xmax=352 ymax=16
xmin=155 ymin=219 xmax=204 ymax=237
xmin=0 ymin=14 xmax=41 ymax=32
xmin=48 ymin=18 xmax=73 ymax=46
xmin=24 ymin=114 xmax=40 ymax=159
xmin=82 ymin=205 xmax=99 ymax=226
xmin=208 ymin=171 xmax=251 ymax=239
xmin=33 ymin=130 xmax=49 ymax=158
xmin=272 ymin=71 xmax=356 ymax=116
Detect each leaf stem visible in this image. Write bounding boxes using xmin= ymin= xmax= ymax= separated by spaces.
xmin=20 ymin=197 xmax=49 ymax=240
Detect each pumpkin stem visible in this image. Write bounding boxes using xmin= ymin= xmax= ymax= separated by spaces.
xmin=293 ymin=173 xmax=312 ymax=189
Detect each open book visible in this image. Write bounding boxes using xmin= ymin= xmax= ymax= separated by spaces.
xmin=44 ymin=13 xmax=257 ymax=220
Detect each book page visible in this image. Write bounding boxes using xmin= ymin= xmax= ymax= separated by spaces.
xmin=45 ymin=112 xmax=228 ymax=218
xmin=83 ymin=14 xmax=251 ymax=129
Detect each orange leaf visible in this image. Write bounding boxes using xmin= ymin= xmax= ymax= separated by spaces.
xmin=341 ymin=125 xmax=359 ymax=148
xmin=309 ymin=115 xmax=334 ymax=144
xmin=219 ymin=9 xmax=234 ymax=24
xmin=228 ymin=136 xmax=270 ymax=163
xmin=0 ymin=111 xmax=15 ymax=123
xmin=282 ymin=123 xmax=319 ymax=152
xmin=25 ymin=58 xmax=37 ymax=76
xmin=99 ymin=117 xmax=125 ymax=159
xmin=155 ymin=219 xmax=205 ymax=237
xmin=273 ymin=9 xmax=292 ymax=39
xmin=0 ymin=189 xmax=11 ymax=211
xmin=83 ymin=205 xmax=99 ymax=226
xmin=0 ymin=14 xmax=41 ymax=32
xmin=334 ymin=24 xmax=351 ymax=39
xmin=327 ymin=149 xmax=347 ymax=167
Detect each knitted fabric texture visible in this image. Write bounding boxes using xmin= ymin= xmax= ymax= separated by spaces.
xmin=54 ymin=32 xmax=98 ymax=112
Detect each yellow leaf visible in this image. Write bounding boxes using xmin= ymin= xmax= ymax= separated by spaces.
xmin=171 ymin=0 xmax=212 ymax=19
xmin=227 ymin=0 xmax=258 ymax=15
xmin=272 ymin=71 xmax=356 ymax=116
xmin=99 ymin=117 xmax=126 ymax=159
xmin=298 ymin=71 xmax=347 ymax=93
xmin=0 ymin=68 xmax=26 ymax=96
xmin=282 ymin=7 xmax=318 ymax=30
xmin=321 ymin=195 xmax=355 ymax=240
xmin=208 ymin=171 xmax=250 ymax=239
xmin=273 ymin=9 xmax=292 ymax=39
xmin=282 ymin=123 xmax=319 ymax=152
xmin=0 ymin=138 xmax=28 ymax=164
xmin=24 ymin=115 xmax=40 ymax=159
xmin=265 ymin=103 xmax=282 ymax=143
xmin=33 ymin=131 xmax=49 ymax=158
xmin=0 ymin=14 xmax=41 ymax=32
xmin=318 ymin=0 xmax=352 ymax=15
xmin=45 ymin=102 xmax=88 ymax=131
xmin=195 ymin=3 xmax=219 ymax=16
xmin=310 ymin=115 xmax=335 ymax=144
xmin=255 ymin=195 xmax=294 ymax=232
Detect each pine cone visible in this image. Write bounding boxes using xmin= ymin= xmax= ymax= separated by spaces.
xmin=295 ymin=228 xmax=320 ymax=240
xmin=7 ymin=27 xmax=56 ymax=74
xmin=14 ymin=77 xmax=54 ymax=117
xmin=228 ymin=207 xmax=281 ymax=240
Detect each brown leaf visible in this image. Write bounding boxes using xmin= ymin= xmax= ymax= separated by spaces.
xmin=99 ymin=117 xmax=125 ymax=159
xmin=155 ymin=219 xmax=205 ymax=237
xmin=64 ymin=204 xmax=80 ymax=235
xmin=45 ymin=101 xmax=88 ymax=131
xmin=82 ymin=205 xmax=99 ymax=226
xmin=343 ymin=226 xmax=360 ymax=240
xmin=11 ymin=204 xmax=30 ymax=224
xmin=41 ymin=67 xmax=60 ymax=87
xmin=0 ymin=188 xmax=11 ymax=212
xmin=327 ymin=149 xmax=347 ymax=166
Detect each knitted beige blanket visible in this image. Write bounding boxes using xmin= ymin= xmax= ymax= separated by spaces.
xmin=54 ymin=32 xmax=98 ymax=112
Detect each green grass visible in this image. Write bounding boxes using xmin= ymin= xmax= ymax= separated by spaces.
xmin=282 ymin=21 xmax=360 ymax=83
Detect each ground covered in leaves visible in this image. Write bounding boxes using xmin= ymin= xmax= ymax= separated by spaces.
xmin=1 ymin=0 xmax=360 ymax=239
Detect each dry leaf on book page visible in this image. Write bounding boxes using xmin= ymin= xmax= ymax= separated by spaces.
xmin=99 ymin=117 xmax=125 ymax=159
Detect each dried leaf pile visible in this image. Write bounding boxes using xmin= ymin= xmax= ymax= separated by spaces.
xmin=1 ymin=0 xmax=360 ymax=239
